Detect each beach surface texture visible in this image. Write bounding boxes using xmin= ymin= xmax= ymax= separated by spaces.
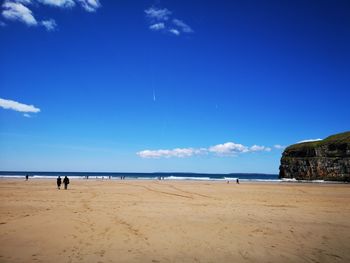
xmin=0 ymin=179 xmax=349 ymax=263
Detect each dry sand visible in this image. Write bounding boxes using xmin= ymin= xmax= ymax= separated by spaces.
xmin=0 ymin=179 xmax=349 ymax=263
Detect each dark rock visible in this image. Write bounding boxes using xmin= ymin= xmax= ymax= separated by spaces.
xmin=279 ymin=131 xmax=350 ymax=181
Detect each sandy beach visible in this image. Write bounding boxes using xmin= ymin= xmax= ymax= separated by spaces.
xmin=0 ymin=179 xmax=349 ymax=263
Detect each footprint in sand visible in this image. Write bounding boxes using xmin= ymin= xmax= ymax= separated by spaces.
xmin=94 ymin=250 xmax=105 ymax=257
xmin=238 ymin=250 xmax=249 ymax=260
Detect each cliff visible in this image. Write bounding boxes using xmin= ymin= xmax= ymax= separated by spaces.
xmin=279 ymin=131 xmax=350 ymax=181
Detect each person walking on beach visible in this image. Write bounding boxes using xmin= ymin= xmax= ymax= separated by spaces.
xmin=236 ymin=178 xmax=240 ymax=184
xmin=57 ymin=176 xmax=62 ymax=189
xmin=63 ymin=176 xmax=70 ymax=190
xmin=25 ymin=174 xmax=29 ymax=181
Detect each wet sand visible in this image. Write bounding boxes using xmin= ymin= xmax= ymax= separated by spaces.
xmin=0 ymin=179 xmax=349 ymax=263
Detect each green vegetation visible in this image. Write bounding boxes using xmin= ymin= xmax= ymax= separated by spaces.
xmin=286 ymin=131 xmax=350 ymax=151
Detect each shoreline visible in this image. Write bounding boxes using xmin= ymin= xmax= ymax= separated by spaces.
xmin=1 ymin=177 xmax=349 ymax=185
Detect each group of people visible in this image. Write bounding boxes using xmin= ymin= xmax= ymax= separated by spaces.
xmin=57 ymin=176 xmax=70 ymax=190
xmin=227 ymin=178 xmax=240 ymax=184
xmin=26 ymin=175 xmax=239 ymax=189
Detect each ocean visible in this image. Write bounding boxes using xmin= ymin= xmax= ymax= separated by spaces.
xmin=0 ymin=171 xmax=289 ymax=182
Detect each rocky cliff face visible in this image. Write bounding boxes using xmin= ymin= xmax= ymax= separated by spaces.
xmin=279 ymin=131 xmax=350 ymax=181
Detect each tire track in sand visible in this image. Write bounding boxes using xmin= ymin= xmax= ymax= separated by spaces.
xmin=123 ymin=183 xmax=193 ymax=199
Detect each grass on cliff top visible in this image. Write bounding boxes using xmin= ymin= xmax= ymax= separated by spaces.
xmin=286 ymin=131 xmax=350 ymax=151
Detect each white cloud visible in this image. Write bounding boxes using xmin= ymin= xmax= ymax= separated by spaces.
xmin=138 ymin=141 xmax=275 ymax=159
xmin=144 ymin=6 xmax=193 ymax=37
xmin=77 ymin=0 xmax=101 ymax=12
xmin=249 ymin=145 xmax=271 ymax=152
xmin=144 ymin=7 xmax=171 ymax=21
xmin=11 ymin=0 xmax=32 ymax=4
xmin=172 ymin=18 xmax=193 ymax=33
xmin=37 ymin=0 xmax=75 ymax=8
xmin=0 ymin=98 xmax=40 ymax=113
xmin=169 ymin=28 xmax=180 ymax=36
xmin=149 ymin=22 xmax=165 ymax=31
xmin=297 ymin=138 xmax=322 ymax=143
xmin=137 ymin=148 xmax=205 ymax=159
xmin=2 ymin=1 xmax=38 ymax=26
xmin=41 ymin=18 xmax=56 ymax=31
xmin=274 ymin=144 xmax=285 ymax=150
xmin=2 ymin=0 xmax=101 ymax=29
xmin=23 ymin=113 xmax=31 ymax=118
xmin=38 ymin=0 xmax=101 ymax=11
xmin=209 ymin=142 xmax=248 ymax=155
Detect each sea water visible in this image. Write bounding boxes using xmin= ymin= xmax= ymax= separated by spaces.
xmin=0 ymin=171 xmax=329 ymax=183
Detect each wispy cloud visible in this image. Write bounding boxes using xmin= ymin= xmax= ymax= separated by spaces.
xmin=149 ymin=22 xmax=165 ymax=31
xmin=274 ymin=144 xmax=285 ymax=150
xmin=144 ymin=7 xmax=171 ymax=21
xmin=2 ymin=1 xmax=38 ymax=26
xmin=137 ymin=141 xmax=272 ymax=159
xmin=209 ymin=142 xmax=271 ymax=155
xmin=37 ymin=0 xmax=75 ymax=8
xmin=0 ymin=98 xmax=40 ymax=114
xmin=12 ymin=0 xmax=32 ymax=4
xmin=41 ymin=18 xmax=56 ymax=31
xmin=168 ymin=28 xmax=180 ymax=36
xmin=77 ymin=0 xmax=100 ymax=12
xmin=1 ymin=0 xmax=101 ymax=29
xmin=137 ymin=148 xmax=206 ymax=159
xmin=249 ymin=145 xmax=271 ymax=152
xmin=297 ymin=138 xmax=322 ymax=143
xmin=23 ymin=113 xmax=31 ymax=118
xmin=208 ymin=142 xmax=248 ymax=155
xmin=144 ymin=6 xmax=193 ymax=37
xmin=172 ymin=18 xmax=193 ymax=33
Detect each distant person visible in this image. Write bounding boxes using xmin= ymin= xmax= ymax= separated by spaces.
xmin=236 ymin=178 xmax=239 ymax=184
xmin=63 ymin=176 xmax=70 ymax=190
xmin=57 ymin=176 xmax=62 ymax=189
xmin=25 ymin=174 xmax=29 ymax=181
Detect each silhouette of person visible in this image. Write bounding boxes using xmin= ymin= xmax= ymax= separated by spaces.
xmin=236 ymin=178 xmax=240 ymax=184
xmin=63 ymin=176 xmax=70 ymax=190
xmin=25 ymin=174 xmax=29 ymax=181
xmin=57 ymin=176 xmax=62 ymax=189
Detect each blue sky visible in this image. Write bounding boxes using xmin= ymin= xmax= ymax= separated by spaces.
xmin=1 ymin=0 xmax=349 ymax=173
